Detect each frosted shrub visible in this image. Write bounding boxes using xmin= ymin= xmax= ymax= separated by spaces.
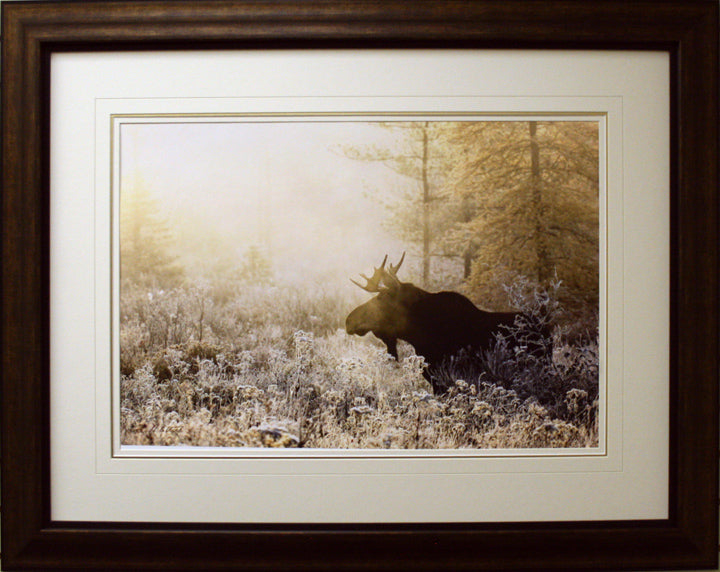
xmin=120 ymin=278 xmax=598 ymax=449
xmin=475 ymin=278 xmax=599 ymax=425
xmin=293 ymin=330 xmax=315 ymax=371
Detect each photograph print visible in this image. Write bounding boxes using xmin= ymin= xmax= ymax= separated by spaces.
xmin=118 ymin=117 xmax=601 ymax=450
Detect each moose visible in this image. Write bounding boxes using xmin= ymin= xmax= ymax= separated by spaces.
xmin=345 ymin=253 xmax=523 ymax=393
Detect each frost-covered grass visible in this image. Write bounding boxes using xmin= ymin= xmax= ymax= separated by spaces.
xmin=120 ymin=281 xmax=599 ymax=449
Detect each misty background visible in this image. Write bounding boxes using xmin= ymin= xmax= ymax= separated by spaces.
xmin=120 ymin=119 xmax=599 ymax=316
xmin=120 ymin=120 xmax=410 ymax=292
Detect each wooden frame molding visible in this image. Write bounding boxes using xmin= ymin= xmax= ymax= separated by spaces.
xmin=1 ymin=1 xmax=718 ymax=570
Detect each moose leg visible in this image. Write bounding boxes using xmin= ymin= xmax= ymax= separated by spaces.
xmin=379 ymin=336 xmax=398 ymax=360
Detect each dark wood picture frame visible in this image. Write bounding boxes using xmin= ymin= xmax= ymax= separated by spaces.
xmin=2 ymin=1 xmax=718 ymax=570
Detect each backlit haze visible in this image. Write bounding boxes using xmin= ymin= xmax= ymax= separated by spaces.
xmin=120 ymin=120 xmax=412 ymax=290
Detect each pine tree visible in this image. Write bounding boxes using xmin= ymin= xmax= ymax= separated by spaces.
xmin=341 ymin=122 xmax=457 ymax=287
xmin=440 ymin=120 xmax=599 ymax=311
xmin=120 ymin=178 xmax=183 ymax=288
xmin=239 ymin=244 xmax=273 ymax=284
xmin=341 ymin=120 xmax=599 ymax=311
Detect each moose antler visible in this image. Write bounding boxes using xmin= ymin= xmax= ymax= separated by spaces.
xmin=351 ymin=255 xmax=388 ymax=292
xmin=387 ymin=251 xmax=405 ymax=277
xmin=351 ymin=253 xmax=405 ymax=292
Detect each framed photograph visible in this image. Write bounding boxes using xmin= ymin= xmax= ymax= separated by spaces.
xmin=114 ymin=115 xmax=604 ymax=452
xmin=2 ymin=1 xmax=717 ymax=570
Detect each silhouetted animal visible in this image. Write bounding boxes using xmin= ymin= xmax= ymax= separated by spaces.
xmin=345 ymin=254 xmax=519 ymax=393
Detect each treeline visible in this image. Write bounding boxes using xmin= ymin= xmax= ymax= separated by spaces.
xmin=121 ymin=120 xmax=600 ymax=321
xmin=120 ymin=180 xmax=273 ymax=290
xmin=342 ymin=120 xmax=599 ymax=315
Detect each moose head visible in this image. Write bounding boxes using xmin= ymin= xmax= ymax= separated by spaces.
xmin=345 ymin=252 xmax=424 ymax=360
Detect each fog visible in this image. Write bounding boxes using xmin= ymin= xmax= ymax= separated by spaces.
xmin=120 ymin=121 xmax=413 ymax=288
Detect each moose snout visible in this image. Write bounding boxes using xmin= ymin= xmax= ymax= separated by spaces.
xmin=345 ymin=308 xmax=369 ymax=336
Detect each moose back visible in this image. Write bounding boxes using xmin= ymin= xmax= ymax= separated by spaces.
xmin=345 ymin=254 xmax=518 ymax=393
